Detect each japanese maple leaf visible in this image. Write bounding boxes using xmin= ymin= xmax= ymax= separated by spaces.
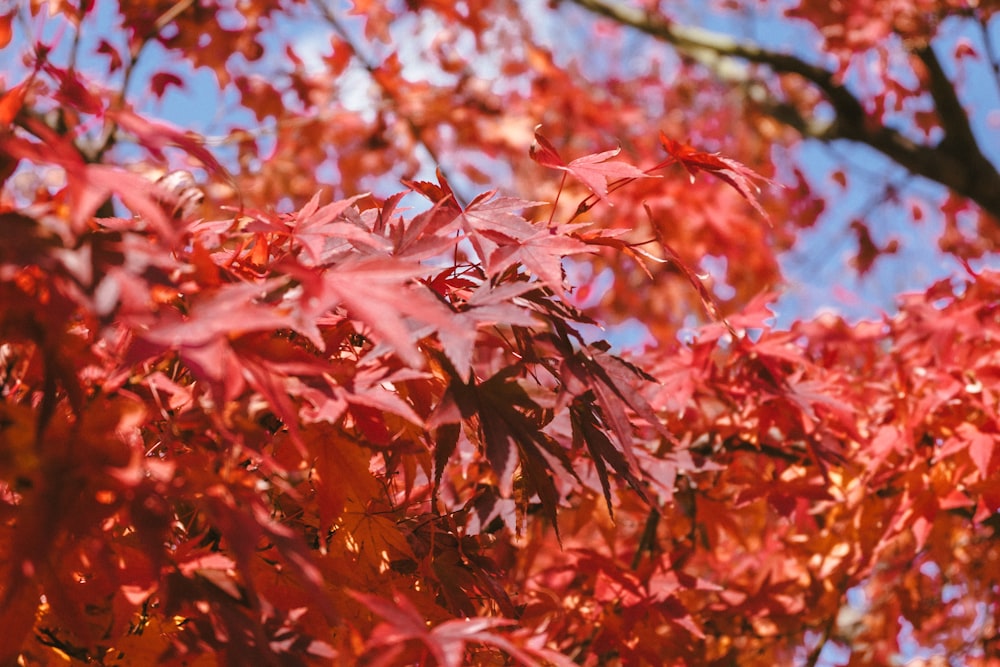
xmin=459 ymin=190 xmax=542 ymax=272
xmin=109 ymin=109 xmax=227 ymax=179
xmin=529 ymin=126 xmax=650 ymax=202
xmin=131 ymin=280 xmax=291 ymax=351
xmin=438 ymin=368 xmax=578 ymax=534
xmin=491 ymin=224 xmax=596 ymax=297
xmin=278 ymin=255 xmax=455 ymax=368
xmin=436 ymin=280 xmax=539 ymax=382
xmin=287 ymin=359 xmax=428 ymax=439
xmin=150 ymin=71 xmax=184 ymax=98
xmin=571 ymin=402 xmax=644 ymax=516
xmin=647 ymin=211 xmax=737 ymax=337
xmin=353 ymin=591 xmax=570 ymax=667
xmin=1 ymin=129 xmax=175 ymax=240
xmin=0 ymin=12 xmax=11 ymax=49
xmin=126 ymin=280 xmax=296 ymax=401
xmin=954 ymin=423 xmax=995 ymax=480
xmin=660 ymin=132 xmax=774 ymax=219
xmin=288 ymin=191 xmax=376 ymax=264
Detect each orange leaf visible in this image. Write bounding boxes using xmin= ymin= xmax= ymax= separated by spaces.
xmin=0 ymin=82 xmax=27 ymax=127
xmin=0 ymin=12 xmax=12 ymax=49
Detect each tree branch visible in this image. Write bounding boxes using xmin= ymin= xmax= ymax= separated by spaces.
xmin=914 ymin=44 xmax=979 ymax=152
xmin=566 ymin=0 xmax=1000 ymax=222
xmin=976 ymin=10 xmax=1000 ymax=90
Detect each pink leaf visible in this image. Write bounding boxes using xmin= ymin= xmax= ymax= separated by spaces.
xmin=530 ymin=126 xmax=650 ymax=202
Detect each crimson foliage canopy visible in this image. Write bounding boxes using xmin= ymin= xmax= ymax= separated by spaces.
xmin=1 ymin=1 xmax=999 ymax=665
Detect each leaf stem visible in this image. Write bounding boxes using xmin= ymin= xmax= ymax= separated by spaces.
xmin=572 ymin=156 xmax=676 ymax=220
xmin=548 ymin=172 xmax=568 ymax=225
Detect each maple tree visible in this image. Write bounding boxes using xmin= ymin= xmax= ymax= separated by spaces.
xmin=1 ymin=0 xmax=999 ymax=665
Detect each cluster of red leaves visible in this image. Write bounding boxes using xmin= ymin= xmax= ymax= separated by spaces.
xmin=0 ymin=56 xmax=692 ymax=664
xmin=514 ymin=270 xmax=1000 ymax=664
xmin=2 ymin=2 xmax=1000 ymax=666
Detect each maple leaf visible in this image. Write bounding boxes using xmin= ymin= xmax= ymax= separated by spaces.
xmin=130 ymin=281 xmax=292 ymax=352
xmin=491 ymin=224 xmax=596 ymax=297
xmin=562 ymin=343 xmax=666 ymax=485
xmin=459 ymin=190 xmax=542 ymax=272
xmin=529 ymin=126 xmax=650 ymax=202
xmin=287 ymin=191 xmax=374 ymax=264
xmin=0 ymin=130 xmax=176 ymax=239
xmin=953 ymin=422 xmax=996 ymax=480
xmin=277 ymin=254 xmax=454 ymax=367
xmin=354 ymin=590 xmax=567 ymax=667
xmin=570 ymin=400 xmax=644 ymax=516
xmin=198 ymin=487 xmax=335 ymax=616
xmin=436 ymin=280 xmax=538 ymax=382
xmin=660 ymin=133 xmax=774 ymax=219
xmin=644 ymin=203 xmax=738 ymax=336
xmin=42 ymin=61 xmax=105 ymax=115
xmin=332 ymin=286 xmax=452 ymax=368
xmin=849 ymin=219 xmax=899 ymax=275
xmin=108 ymin=110 xmax=227 ymax=179
xmin=0 ymin=11 xmax=11 ymax=49
xmin=95 ymin=39 xmax=122 ymax=72
xmin=442 ymin=367 xmax=579 ymax=534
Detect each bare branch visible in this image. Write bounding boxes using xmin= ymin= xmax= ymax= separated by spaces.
xmin=976 ymin=11 xmax=1000 ymax=90
xmin=914 ymin=44 xmax=979 ymax=152
xmin=566 ymin=0 xmax=1000 ymax=222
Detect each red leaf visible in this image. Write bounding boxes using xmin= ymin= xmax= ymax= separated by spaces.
xmin=278 ymin=254 xmax=454 ymax=367
xmin=436 ymin=280 xmax=537 ymax=382
xmin=0 ymin=578 xmax=40 ymax=666
xmin=647 ymin=207 xmax=737 ymax=337
xmin=355 ymin=590 xmax=561 ymax=667
xmin=530 ymin=126 xmax=649 ymax=202
xmin=42 ymin=62 xmax=105 ymax=115
xmin=353 ymin=590 xmax=429 ymax=642
xmin=660 ymin=133 xmax=773 ymax=219
xmin=150 ymin=71 xmax=184 ymax=98
xmin=0 ymin=11 xmax=12 ymax=50
xmin=954 ymin=37 xmax=978 ymax=60
xmin=324 ymin=37 xmax=354 ymax=76
xmin=96 ymin=39 xmax=123 ymax=72
xmin=571 ymin=402 xmax=643 ymax=516
xmin=512 ymin=225 xmax=595 ymax=296
xmin=957 ymin=423 xmax=995 ymax=479
xmin=129 ymin=280 xmax=294 ymax=374
xmin=290 ymin=191 xmax=373 ymax=264
xmin=108 ymin=109 xmax=227 ymax=178
xmin=0 ymin=82 xmax=27 ymax=127
xmin=460 ymin=190 xmax=542 ymax=271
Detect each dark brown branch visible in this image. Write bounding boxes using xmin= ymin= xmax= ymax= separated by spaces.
xmin=566 ymin=0 xmax=1000 ymax=222
xmin=978 ymin=12 xmax=1000 ymax=89
xmin=911 ymin=43 xmax=1000 ymax=212
xmin=915 ymin=45 xmax=979 ymax=152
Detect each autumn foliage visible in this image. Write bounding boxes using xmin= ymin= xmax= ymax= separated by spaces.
xmin=1 ymin=1 xmax=1000 ymax=665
